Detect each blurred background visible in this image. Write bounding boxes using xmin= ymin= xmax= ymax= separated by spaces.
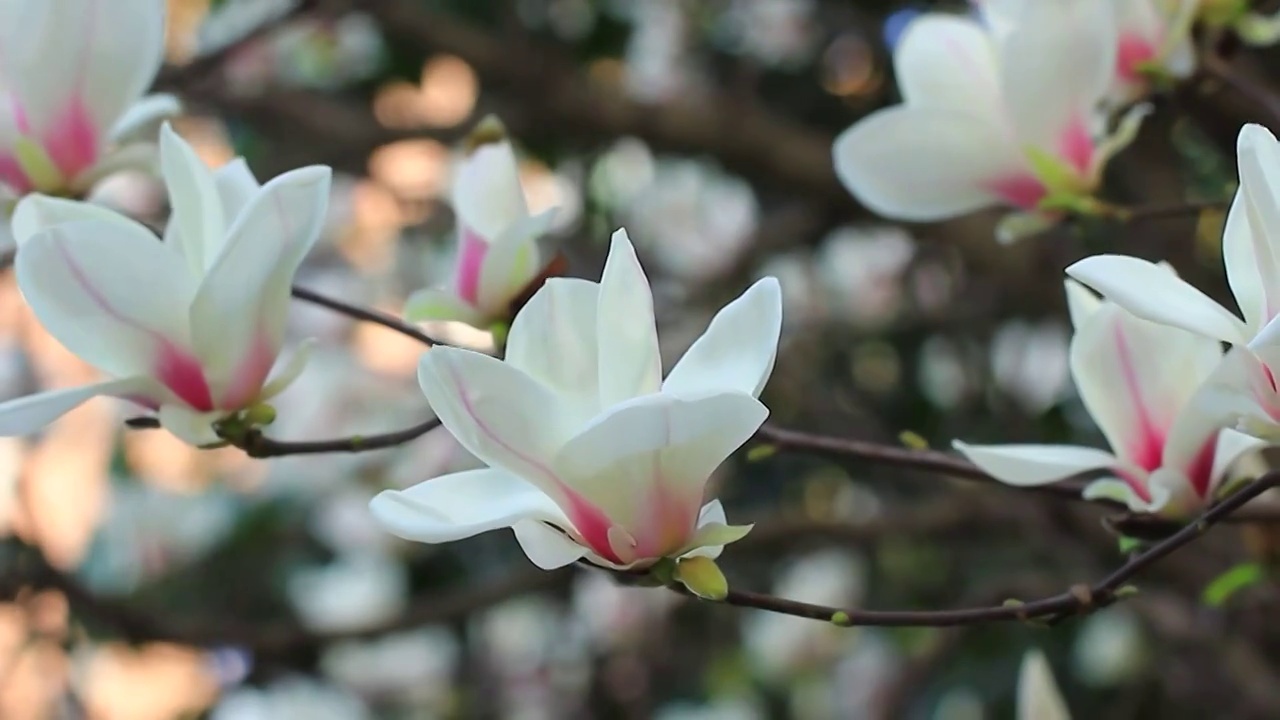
xmin=3 ymin=0 xmax=1280 ymax=717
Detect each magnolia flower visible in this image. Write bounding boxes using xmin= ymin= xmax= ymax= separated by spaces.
xmin=0 ymin=124 xmax=330 ymax=446
xmin=404 ymin=118 xmax=558 ymax=330
xmin=954 ymin=280 xmax=1263 ymax=515
xmin=0 ymin=0 xmax=179 ymax=200
xmin=977 ymin=0 xmax=1196 ymax=102
xmin=1017 ymin=650 xmax=1071 ymax=720
xmin=372 ymin=229 xmax=782 ymax=570
xmin=834 ymin=1 xmax=1145 ymax=241
xmin=1068 ymin=124 xmax=1280 ymax=351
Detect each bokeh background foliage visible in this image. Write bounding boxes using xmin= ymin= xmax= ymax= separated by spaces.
xmin=2 ymin=0 xmax=1280 ymax=718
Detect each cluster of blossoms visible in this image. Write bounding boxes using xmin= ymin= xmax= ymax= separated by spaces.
xmin=833 ymin=0 xmax=1280 ymax=242
xmin=0 ymin=0 xmax=784 ymax=598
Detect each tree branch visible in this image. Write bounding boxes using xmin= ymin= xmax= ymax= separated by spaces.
xmin=686 ymin=473 xmax=1280 ymax=626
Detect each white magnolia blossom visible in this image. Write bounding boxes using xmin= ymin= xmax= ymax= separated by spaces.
xmin=1017 ymin=650 xmax=1071 ymax=720
xmin=372 ymin=229 xmax=782 ymax=570
xmin=404 ymin=119 xmax=559 ymax=329
xmin=834 ymin=0 xmax=1145 ymax=240
xmin=0 ymin=0 xmax=179 ymax=200
xmin=977 ymin=0 xmax=1196 ymax=102
xmin=0 ymin=123 xmax=330 ymax=446
xmin=1067 ymin=124 xmax=1280 ymax=350
xmin=954 ymin=280 xmax=1263 ymax=516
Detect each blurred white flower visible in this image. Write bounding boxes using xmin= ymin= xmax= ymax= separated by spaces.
xmin=919 ymin=335 xmax=974 ymax=409
xmin=84 ymin=484 xmax=240 ymax=592
xmin=814 ymin=226 xmax=916 ymax=329
xmin=287 ymin=551 xmax=408 ymax=633
xmin=717 ymin=0 xmax=818 ymax=67
xmin=589 ymin=138 xmax=656 ymax=206
xmin=321 ymin=628 xmax=459 ymax=702
xmin=624 ymin=1 xmax=704 ymax=102
xmin=833 ymin=633 xmax=902 ymax=719
xmin=1071 ymin=608 xmax=1147 ymax=687
xmin=622 ymin=159 xmax=759 ymax=281
xmin=211 ymin=676 xmax=371 ymax=720
xmin=196 ymin=0 xmax=299 ymax=56
xmin=310 ymin=486 xmax=401 ymax=555
xmin=744 ymin=549 xmax=867 ymax=682
xmin=570 ymin=571 xmax=680 ymax=651
xmin=989 ymin=319 xmax=1071 ymax=414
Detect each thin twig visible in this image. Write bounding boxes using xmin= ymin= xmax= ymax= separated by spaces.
xmin=1200 ymin=51 xmax=1280 ymax=131
xmin=1115 ymin=198 xmax=1232 ymax=223
xmin=754 ymin=424 xmax=1280 ymax=525
xmin=685 ymin=473 xmax=1280 ymax=626
xmin=227 ymin=417 xmax=442 ymax=458
xmin=290 ymin=285 xmax=447 ymax=348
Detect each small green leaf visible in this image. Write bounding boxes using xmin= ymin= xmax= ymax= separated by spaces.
xmin=898 ymin=430 xmax=929 ymax=450
xmin=675 ymin=556 xmax=728 ymax=600
xmin=1118 ymin=536 xmax=1143 ymax=554
xmin=746 ymin=444 xmax=777 ymax=462
xmin=1202 ymin=562 xmax=1265 ymax=607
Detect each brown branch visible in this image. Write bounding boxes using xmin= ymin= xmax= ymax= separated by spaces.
xmin=1 ymin=540 xmax=566 ymax=663
xmin=685 ymin=472 xmax=1280 ymax=626
xmin=290 ymin=285 xmax=447 ymax=348
xmin=1114 ymin=197 xmax=1233 ymax=223
xmin=1200 ymin=51 xmax=1280 ymax=132
xmin=754 ymin=424 xmax=1280 ymax=526
xmin=224 ymin=417 xmax=442 ymax=458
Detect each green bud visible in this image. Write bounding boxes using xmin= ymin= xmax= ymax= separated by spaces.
xmin=746 ymin=444 xmax=777 ymax=462
xmin=830 ymin=611 xmax=852 ymax=627
xmin=243 ymin=403 xmax=277 ymax=428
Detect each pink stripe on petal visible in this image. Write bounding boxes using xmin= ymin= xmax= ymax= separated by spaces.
xmin=561 ymin=489 xmax=623 ymax=564
xmin=1183 ymin=435 xmax=1218 ymax=499
xmin=1115 ymin=467 xmax=1155 ymax=504
xmin=985 ymin=174 xmax=1048 ymax=209
xmin=1057 ymin=115 xmax=1095 ymax=176
xmin=42 ymin=99 xmax=99 ymax=181
xmin=632 ymin=478 xmax=699 ymax=559
xmin=217 ymin=328 xmax=277 ymax=410
xmin=1116 ymin=34 xmax=1157 ymax=85
xmin=454 ymin=227 xmax=489 ymax=305
xmin=155 ymin=341 xmax=214 ymax=411
xmin=1113 ymin=321 xmax=1166 ymax=472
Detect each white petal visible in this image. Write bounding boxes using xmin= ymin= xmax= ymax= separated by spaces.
xmin=596 ymin=229 xmax=662 ymax=405
xmin=259 ymin=338 xmax=316 ymax=401
xmin=1017 ymin=650 xmax=1071 ymax=720
xmin=73 ymin=142 xmax=158 ymax=192
xmin=160 ymin=123 xmax=225 ymax=273
xmin=1064 ymin=278 xmax=1102 ymax=329
xmin=833 ymin=106 xmax=1025 ymax=221
xmin=213 ymin=157 xmax=262 ymax=221
xmin=1222 ymin=186 xmax=1272 ymax=331
xmin=17 ymin=220 xmax=194 ymax=378
xmin=11 ymin=0 xmax=164 ymax=137
xmin=402 ymin=287 xmax=485 ymax=326
xmin=372 ymin=467 xmax=570 ymax=546
xmin=1235 ymin=124 xmax=1280 ymax=333
xmin=894 ymin=15 xmax=1001 ymax=111
xmin=453 ymin=139 xmax=528 ymax=242
xmin=1066 ymin=255 xmax=1249 ymax=344
xmin=663 ymin=277 xmax=781 ymax=400
xmin=189 ymin=165 xmax=331 ymax=398
xmin=504 ymin=277 xmax=601 ymax=421
xmin=11 ymin=193 xmax=144 ymax=246
xmin=1081 ymin=478 xmax=1149 ymax=511
xmin=998 ymin=0 xmax=1115 ymax=153
xmin=554 ymin=392 xmax=768 ymax=529
xmin=109 ymin=94 xmax=182 ymax=144
xmin=512 ymin=520 xmax=589 ymax=569
xmin=1212 ymin=429 xmax=1267 ymax=489
xmin=952 ymin=440 xmax=1118 ymax=486
xmin=475 ymin=208 xmax=558 ymax=315
xmin=157 ymin=404 xmax=223 ymax=447
xmin=0 ymin=377 xmax=156 ymax=436
xmin=417 ymin=347 xmax=572 ymax=496
xmin=1070 ymin=303 xmax=1222 ymax=468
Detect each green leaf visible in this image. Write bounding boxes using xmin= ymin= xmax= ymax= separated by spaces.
xmin=1118 ymin=536 xmax=1143 ymax=554
xmin=1202 ymin=562 xmax=1265 ymax=607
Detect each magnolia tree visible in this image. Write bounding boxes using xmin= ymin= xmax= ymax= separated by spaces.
xmin=9 ymin=0 xmax=1280 ymax=717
